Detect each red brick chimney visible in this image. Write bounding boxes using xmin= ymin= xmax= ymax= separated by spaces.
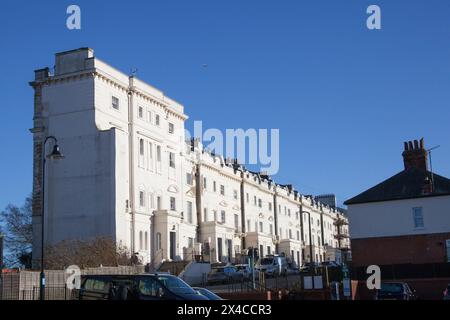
xmin=402 ymin=138 xmax=428 ymax=171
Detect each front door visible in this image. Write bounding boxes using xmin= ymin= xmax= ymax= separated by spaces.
xmin=217 ymin=238 xmax=223 ymax=262
xmin=170 ymin=232 xmax=176 ymax=260
xmin=227 ymin=239 xmax=232 ymax=262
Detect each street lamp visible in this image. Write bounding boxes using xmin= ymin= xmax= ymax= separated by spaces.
xmin=301 ymin=210 xmax=315 ymax=288
xmin=40 ymin=136 xmax=64 ymax=300
xmin=0 ymin=233 xmax=3 ymax=300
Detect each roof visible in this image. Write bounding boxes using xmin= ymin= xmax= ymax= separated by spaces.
xmin=344 ymin=167 xmax=450 ymax=205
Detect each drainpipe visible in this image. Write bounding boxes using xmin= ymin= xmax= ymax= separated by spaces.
xmin=195 ymin=157 xmax=202 ymax=244
xmin=299 ymin=204 xmax=304 ymax=243
xmin=320 ymin=207 xmax=325 ymax=261
xmin=273 ymin=188 xmax=279 ymax=254
xmin=240 ymin=170 xmax=246 ymax=250
xmin=128 ymin=76 xmax=136 ymax=254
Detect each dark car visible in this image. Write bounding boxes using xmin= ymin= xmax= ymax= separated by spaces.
xmin=193 ymin=287 xmax=224 ymax=300
xmin=375 ymin=282 xmax=417 ymax=300
xmin=78 ymin=273 xmax=208 ymax=300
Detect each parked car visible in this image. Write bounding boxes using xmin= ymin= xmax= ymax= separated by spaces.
xmin=375 ymin=282 xmax=417 ymax=300
xmin=300 ymin=265 xmax=311 ymax=273
xmin=78 ymin=273 xmax=208 ymax=300
xmin=255 ymin=255 xmax=288 ymax=277
xmin=300 ymin=262 xmax=320 ymax=274
xmin=235 ymin=264 xmax=252 ymax=279
xmin=207 ymin=265 xmax=241 ymax=284
xmin=193 ymin=287 xmax=224 ymax=300
xmin=444 ymin=284 xmax=450 ymax=300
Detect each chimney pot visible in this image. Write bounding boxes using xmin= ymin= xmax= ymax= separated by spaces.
xmin=402 ymin=139 xmax=428 ymax=171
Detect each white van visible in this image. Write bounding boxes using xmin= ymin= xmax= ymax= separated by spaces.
xmin=255 ymin=255 xmax=288 ymax=277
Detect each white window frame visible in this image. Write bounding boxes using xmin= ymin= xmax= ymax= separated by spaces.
xmin=412 ymin=207 xmax=425 ymax=229
xmin=144 ymin=232 xmax=148 ymax=251
xmin=186 ymin=173 xmax=193 ymax=186
xmin=139 ymin=139 xmax=145 ymax=156
xmin=187 ymin=201 xmax=193 ymax=224
xmin=169 ymin=152 xmax=176 ymax=169
xmin=234 ymin=214 xmax=239 ymax=229
xmin=156 ymin=146 xmax=162 ymax=162
xmin=170 ymin=197 xmax=176 ymax=211
xmin=149 ymin=193 xmax=154 ymax=209
xmin=147 ymin=110 xmax=152 ymax=123
xmin=156 ymin=232 xmax=162 ymax=250
xmin=111 ymin=96 xmax=120 ymax=110
xmin=221 ymin=210 xmax=226 ymax=223
xmin=148 ymin=142 xmax=154 ymax=171
xmin=139 ymin=190 xmax=145 ymax=207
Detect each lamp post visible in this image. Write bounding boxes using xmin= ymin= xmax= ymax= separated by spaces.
xmin=0 ymin=233 xmax=3 ymax=301
xmin=301 ymin=210 xmax=315 ymax=289
xmin=0 ymin=234 xmax=4 ymax=269
xmin=40 ymin=136 xmax=64 ymax=300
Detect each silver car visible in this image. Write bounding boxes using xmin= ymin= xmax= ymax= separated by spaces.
xmin=207 ymin=266 xmax=241 ymax=284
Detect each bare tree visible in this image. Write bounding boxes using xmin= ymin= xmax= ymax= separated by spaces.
xmin=44 ymin=237 xmax=141 ymax=269
xmin=0 ymin=196 xmax=32 ymax=268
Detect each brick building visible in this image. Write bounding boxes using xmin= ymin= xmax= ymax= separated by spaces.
xmin=345 ymin=139 xmax=450 ymax=267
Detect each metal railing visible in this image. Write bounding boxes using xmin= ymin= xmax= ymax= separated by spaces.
xmin=1 ymin=285 xmax=76 ymax=301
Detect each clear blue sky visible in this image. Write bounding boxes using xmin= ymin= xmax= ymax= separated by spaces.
xmin=1 ymin=0 xmax=450 ymax=210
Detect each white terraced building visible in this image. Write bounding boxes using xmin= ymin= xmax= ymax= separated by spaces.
xmin=30 ymin=48 xmax=349 ymax=269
